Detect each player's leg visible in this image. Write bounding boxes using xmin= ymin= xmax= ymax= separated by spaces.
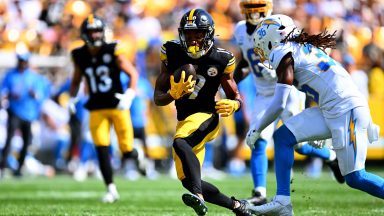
xmin=284 ymin=89 xmax=344 ymax=183
xmin=173 ymin=113 xmax=219 ymax=215
xmin=248 ymin=107 xmax=332 ymax=215
xmin=295 ymin=143 xmax=345 ymax=183
xmin=0 ymin=112 xmax=19 ymax=176
xmin=112 ymin=109 xmax=139 ymax=180
xmin=327 ymin=107 xmax=384 ymax=198
xmin=247 ymin=95 xmax=273 ymax=205
xmin=89 ymin=110 xmax=118 ymax=203
xmin=14 ymin=119 xmax=32 ymax=176
xmin=174 ymin=113 xmax=250 ymax=215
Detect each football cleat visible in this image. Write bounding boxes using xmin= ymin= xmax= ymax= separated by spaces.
xmin=182 ymin=193 xmax=208 ymax=216
xmin=247 ymin=196 xmax=293 ymax=216
xmin=246 ymin=189 xmax=267 ymax=206
xmin=325 ymin=159 xmax=345 ymax=184
xmin=231 ymin=197 xmax=252 ymax=216
xmin=101 ymin=191 xmax=120 ymax=203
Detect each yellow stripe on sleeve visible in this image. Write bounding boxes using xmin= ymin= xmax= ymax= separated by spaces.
xmin=224 ymin=57 xmax=236 ymax=74
xmin=160 ymin=45 xmax=167 ymax=62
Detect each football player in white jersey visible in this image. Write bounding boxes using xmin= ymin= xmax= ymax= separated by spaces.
xmin=247 ymin=14 xmax=384 ymax=215
xmin=233 ymin=0 xmax=344 ymax=205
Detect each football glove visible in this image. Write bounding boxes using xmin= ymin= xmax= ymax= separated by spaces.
xmin=215 ymin=99 xmax=240 ymax=117
xmin=258 ymin=62 xmax=276 ymax=82
xmin=368 ymin=121 xmax=380 ymax=143
xmin=308 ymin=140 xmax=326 ymax=149
xmin=115 ymin=88 xmax=136 ymax=110
xmin=246 ymin=129 xmax=261 ymax=149
xmin=68 ymin=97 xmax=79 ymax=114
xmin=169 ymin=71 xmax=196 ymax=100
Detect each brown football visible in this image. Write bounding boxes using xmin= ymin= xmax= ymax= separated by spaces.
xmin=173 ymin=64 xmax=197 ymax=83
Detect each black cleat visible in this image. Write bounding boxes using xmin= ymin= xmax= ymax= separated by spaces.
xmin=325 ymin=159 xmax=345 ymax=184
xmin=232 ymin=197 xmax=252 ymax=216
xmin=246 ymin=190 xmax=267 ymax=206
xmin=182 ymin=193 xmax=208 ymax=216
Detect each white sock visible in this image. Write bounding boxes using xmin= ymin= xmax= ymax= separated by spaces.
xmin=107 ymin=183 xmax=118 ymax=194
xmin=328 ymin=150 xmax=336 ymax=161
xmin=255 ymin=187 xmax=267 ymax=197
xmin=275 ymin=195 xmax=291 ymax=205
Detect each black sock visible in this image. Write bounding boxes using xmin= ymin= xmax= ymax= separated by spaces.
xmin=201 ymin=180 xmax=234 ymax=209
xmin=96 ymin=146 xmax=113 ymax=185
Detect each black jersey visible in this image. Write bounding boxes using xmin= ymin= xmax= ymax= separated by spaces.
xmin=71 ymin=43 xmax=124 ymax=110
xmin=160 ymin=41 xmax=236 ymax=121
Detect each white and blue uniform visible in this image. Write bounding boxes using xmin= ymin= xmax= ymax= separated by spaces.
xmin=270 ymin=42 xmax=368 ymax=175
xmin=234 ymin=21 xmax=305 ymax=141
xmin=234 ymin=21 xmax=336 ymax=200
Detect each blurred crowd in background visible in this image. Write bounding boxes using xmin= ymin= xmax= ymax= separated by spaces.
xmin=0 ymin=0 xmax=383 ymax=180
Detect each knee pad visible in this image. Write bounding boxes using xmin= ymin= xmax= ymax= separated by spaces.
xmin=273 ymin=125 xmax=297 ymax=148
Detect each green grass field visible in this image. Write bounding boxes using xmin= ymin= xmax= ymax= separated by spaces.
xmin=0 ymin=168 xmax=383 ymax=216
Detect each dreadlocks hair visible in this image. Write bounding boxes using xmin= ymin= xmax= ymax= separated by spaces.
xmin=282 ymin=28 xmax=337 ymax=52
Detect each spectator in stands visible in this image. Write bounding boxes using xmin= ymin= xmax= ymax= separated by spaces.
xmin=0 ymin=52 xmax=45 ymax=177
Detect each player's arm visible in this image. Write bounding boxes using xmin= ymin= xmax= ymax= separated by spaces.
xmin=254 ymin=52 xmax=294 ymax=132
xmin=215 ymin=56 xmax=243 ymax=117
xmin=153 ymin=62 xmax=174 ymax=106
xmin=116 ymin=54 xmax=138 ymax=90
xmin=69 ymin=62 xmax=82 ymax=98
xmin=233 ymin=53 xmax=250 ymax=84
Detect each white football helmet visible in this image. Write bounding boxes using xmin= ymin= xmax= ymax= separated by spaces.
xmin=239 ymin=0 xmax=273 ymax=25
xmin=253 ymin=14 xmax=299 ymax=63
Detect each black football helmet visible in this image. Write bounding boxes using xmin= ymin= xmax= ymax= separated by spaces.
xmin=80 ymin=14 xmax=106 ymax=47
xmin=178 ymin=9 xmax=215 ymax=59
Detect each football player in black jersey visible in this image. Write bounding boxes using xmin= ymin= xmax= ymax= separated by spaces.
xmin=69 ymin=15 xmax=138 ymax=203
xmin=154 ymin=9 xmax=250 ymax=216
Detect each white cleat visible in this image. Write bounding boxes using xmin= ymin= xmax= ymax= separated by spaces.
xmin=247 ymin=197 xmax=293 ymax=216
xmin=101 ymin=191 xmax=120 ymax=203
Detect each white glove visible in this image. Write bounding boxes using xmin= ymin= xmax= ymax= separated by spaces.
xmin=368 ymin=121 xmax=380 ymax=143
xmin=115 ymin=88 xmax=136 ymax=110
xmin=68 ymin=97 xmax=79 ymax=114
xmin=246 ymin=129 xmax=261 ymax=149
xmin=258 ymin=62 xmax=276 ymax=82
xmin=308 ymin=140 xmax=325 ymax=149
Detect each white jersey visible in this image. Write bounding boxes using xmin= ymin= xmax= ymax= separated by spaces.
xmin=234 ymin=21 xmax=276 ymax=96
xmin=269 ymin=42 xmax=367 ymax=118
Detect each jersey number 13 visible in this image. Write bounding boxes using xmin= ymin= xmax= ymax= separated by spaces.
xmin=85 ymin=66 xmax=113 ymax=93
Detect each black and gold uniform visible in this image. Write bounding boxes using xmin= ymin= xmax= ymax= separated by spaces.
xmin=71 ymin=43 xmax=123 ymax=110
xmin=69 ymin=14 xmax=139 ymax=203
xmin=160 ymin=41 xmax=236 ymax=121
xmin=71 ymin=42 xmax=134 ymax=152
xmin=154 ymin=8 xmax=250 ymax=216
xmin=160 ymin=40 xmax=236 ymax=179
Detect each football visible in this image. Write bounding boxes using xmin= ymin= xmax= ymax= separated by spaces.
xmin=173 ymin=64 xmax=197 ymax=83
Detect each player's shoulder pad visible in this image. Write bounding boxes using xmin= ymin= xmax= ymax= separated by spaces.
xmin=216 ymin=47 xmax=236 ymax=74
xmin=269 ymin=42 xmax=295 ymax=70
xmin=233 ymin=20 xmax=247 ymax=44
xmin=70 ymin=45 xmax=86 ymax=64
xmin=113 ymin=40 xmax=128 ymax=56
xmin=160 ymin=40 xmax=180 ymax=63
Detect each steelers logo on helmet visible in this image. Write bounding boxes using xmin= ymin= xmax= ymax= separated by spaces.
xmin=239 ymin=0 xmax=273 ymax=25
xmin=80 ymin=14 xmax=106 ymax=47
xmin=178 ymin=9 xmax=215 ymax=59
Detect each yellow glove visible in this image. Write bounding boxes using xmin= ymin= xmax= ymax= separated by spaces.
xmin=169 ymin=70 xmax=196 ymax=100
xmin=215 ymin=99 xmax=240 ymax=117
